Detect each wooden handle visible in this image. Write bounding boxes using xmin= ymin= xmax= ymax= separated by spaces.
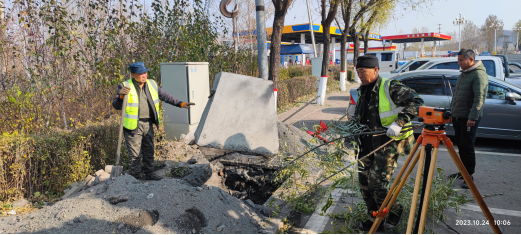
xmin=418 ymin=148 xmax=439 ymax=233
xmin=407 ymin=146 xmax=426 ymax=234
xmin=115 ymin=93 xmax=128 ymax=166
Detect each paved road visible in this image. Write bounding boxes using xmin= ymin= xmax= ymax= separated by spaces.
xmin=277 ymin=84 xmax=521 ymax=234
xmin=507 ymin=54 xmax=521 ymax=64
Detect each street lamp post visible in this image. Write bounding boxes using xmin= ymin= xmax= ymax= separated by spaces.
xmin=453 ymin=13 xmax=468 ymax=51
xmin=515 ymin=27 xmax=521 ymax=54
xmin=489 ymin=22 xmax=503 ymax=54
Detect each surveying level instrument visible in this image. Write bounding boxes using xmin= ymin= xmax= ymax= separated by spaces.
xmin=369 ymin=106 xmax=502 ymax=234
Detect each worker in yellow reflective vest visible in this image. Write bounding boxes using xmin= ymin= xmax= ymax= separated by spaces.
xmin=353 ymin=55 xmax=424 ymax=231
xmin=112 ymin=62 xmax=195 ymax=180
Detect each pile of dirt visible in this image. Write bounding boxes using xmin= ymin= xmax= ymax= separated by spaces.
xmin=156 ymin=141 xmax=202 ymax=162
xmin=0 ymin=176 xmax=267 ymax=234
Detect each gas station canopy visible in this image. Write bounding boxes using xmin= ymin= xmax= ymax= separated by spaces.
xmin=381 ymin=32 xmax=452 ymax=43
xmin=266 ymin=23 xmax=382 ymax=44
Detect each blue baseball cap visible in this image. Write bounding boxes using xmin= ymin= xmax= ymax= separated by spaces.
xmin=129 ymin=62 xmax=149 ymax=73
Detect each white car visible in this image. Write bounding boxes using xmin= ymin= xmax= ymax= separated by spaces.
xmin=379 ymin=58 xmax=441 ymax=78
xmin=415 ymin=56 xmax=521 ymax=88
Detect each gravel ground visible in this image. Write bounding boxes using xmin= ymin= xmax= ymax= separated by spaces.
xmin=0 ymin=175 xmax=267 ymax=234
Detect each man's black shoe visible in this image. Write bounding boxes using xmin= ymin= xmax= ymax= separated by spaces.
xmin=386 ymin=205 xmax=403 ymax=228
xmin=448 ymin=172 xmax=463 ymax=180
xmin=142 ymin=173 xmax=162 ymax=181
xmin=462 ymin=175 xmax=474 ymax=189
xmin=356 ymin=219 xmax=384 ymax=232
xmin=126 ymin=171 xmax=142 ymax=179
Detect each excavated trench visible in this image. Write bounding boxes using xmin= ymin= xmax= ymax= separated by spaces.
xmin=209 ymin=152 xmax=286 ymax=205
xmin=222 ymin=165 xmax=281 ymax=204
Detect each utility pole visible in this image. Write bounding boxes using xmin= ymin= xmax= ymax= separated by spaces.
xmin=306 ymin=0 xmax=317 ymax=57
xmin=438 ymin=24 xmax=442 ymax=34
xmin=515 ymin=26 xmax=521 ymax=54
xmin=489 ymin=22 xmax=503 ymax=54
xmin=255 ymin=0 xmax=268 ymax=80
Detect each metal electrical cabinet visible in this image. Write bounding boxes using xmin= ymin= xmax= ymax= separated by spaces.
xmin=160 ymin=62 xmax=210 ymax=140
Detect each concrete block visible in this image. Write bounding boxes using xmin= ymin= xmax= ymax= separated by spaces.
xmin=183 ymin=128 xmax=196 ymax=144
xmin=194 ymin=72 xmax=279 ymax=156
xmin=12 ymin=199 xmax=28 ymax=208
xmin=84 ymin=175 xmax=94 ymax=185
xmin=61 ymin=185 xmax=82 ymax=199
xmin=95 ymin=169 xmax=105 ymax=176
xmin=99 ymin=172 xmax=111 ymax=182
xmin=104 ymin=165 xmax=112 ymax=174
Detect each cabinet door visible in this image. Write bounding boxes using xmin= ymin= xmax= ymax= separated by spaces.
xmin=187 ymin=64 xmax=210 ymax=124
xmin=161 ymin=65 xmax=188 ymax=124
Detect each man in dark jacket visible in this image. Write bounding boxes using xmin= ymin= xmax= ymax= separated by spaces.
xmin=354 ymin=55 xmax=424 ymax=230
xmin=449 ymin=49 xmax=488 ymax=189
xmin=112 ymin=62 xmax=194 ymax=180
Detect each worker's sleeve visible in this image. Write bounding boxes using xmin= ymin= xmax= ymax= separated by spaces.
xmin=389 ymin=80 xmax=425 ymax=127
xmin=112 ymin=83 xmax=124 ymax=110
xmin=468 ymin=71 xmax=488 ymax=121
xmin=158 ymin=87 xmax=184 ymax=107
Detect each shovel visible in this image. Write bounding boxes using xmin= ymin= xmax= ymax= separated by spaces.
xmin=106 ymin=89 xmax=128 ymax=178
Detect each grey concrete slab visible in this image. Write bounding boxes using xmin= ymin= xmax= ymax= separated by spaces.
xmin=195 ymin=72 xmax=279 ymax=156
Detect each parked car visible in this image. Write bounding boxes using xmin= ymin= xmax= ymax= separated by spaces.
xmin=346 ymin=70 xmax=521 ymax=140
xmin=448 ymin=51 xmax=459 ymax=57
xmin=415 ymin=56 xmax=521 ymax=88
xmin=363 ymin=50 xmax=399 ymax=73
xmin=479 ymin=51 xmax=492 ymax=56
xmin=379 ymin=58 xmax=442 ymax=78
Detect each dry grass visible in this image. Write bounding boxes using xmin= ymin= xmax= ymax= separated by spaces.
xmin=0 ymin=116 xmax=167 ymax=202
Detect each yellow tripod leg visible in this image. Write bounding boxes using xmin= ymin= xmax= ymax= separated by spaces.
xmin=418 ymin=147 xmax=439 ymax=233
xmin=443 ymin=138 xmax=502 ymax=234
xmin=406 ymin=146 xmax=425 ymax=234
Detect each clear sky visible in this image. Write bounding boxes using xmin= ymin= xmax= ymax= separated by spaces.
xmin=279 ymin=0 xmax=521 ymax=36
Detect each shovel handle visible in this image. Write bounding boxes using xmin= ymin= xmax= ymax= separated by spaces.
xmin=115 ymin=91 xmax=128 ymax=166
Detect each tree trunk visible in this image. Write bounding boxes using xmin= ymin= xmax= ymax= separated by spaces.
xmin=350 ymin=29 xmax=360 ymax=67
xmin=321 ymin=26 xmax=331 ymax=76
xmin=268 ymin=8 xmax=287 ymax=89
xmin=363 ymin=30 xmax=369 ymax=54
xmin=340 ymin=33 xmax=347 ymax=71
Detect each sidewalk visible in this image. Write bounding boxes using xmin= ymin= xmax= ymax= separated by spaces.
xmin=277 ymin=83 xmax=360 ymax=131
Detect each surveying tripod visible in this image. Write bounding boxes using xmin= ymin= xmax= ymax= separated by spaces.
xmin=369 ymin=107 xmax=502 ymax=234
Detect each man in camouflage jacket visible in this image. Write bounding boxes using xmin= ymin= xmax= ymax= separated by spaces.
xmin=353 ymin=55 xmax=424 ymax=230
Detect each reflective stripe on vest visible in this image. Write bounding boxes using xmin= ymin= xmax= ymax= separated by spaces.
xmin=122 ymin=79 xmax=161 ymax=130
xmin=378 ymin=78 xmax=412 ymax=140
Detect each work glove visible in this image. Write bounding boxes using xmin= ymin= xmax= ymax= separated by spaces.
xmin=386 ymin=122 xmax=402 ymax=137
xmin=181 ymin=102 xmax=195 ymax=109
xmin=119 ymin=86 xmax=131 ymax=99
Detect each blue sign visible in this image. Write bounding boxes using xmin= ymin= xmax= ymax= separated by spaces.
xmin=383 ymin=39 xmax=386 ymax=45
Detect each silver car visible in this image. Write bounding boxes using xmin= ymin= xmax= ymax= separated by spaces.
xmin=379 ymin=58 xmax=440 ymax=78
xmin=347 ymin=70 xmax=521 ymax=140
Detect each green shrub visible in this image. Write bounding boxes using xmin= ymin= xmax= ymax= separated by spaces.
xmin=277 ymin=75 xmax=317 ymax=109
xmin=279 ymin=66 xmax=312 ymax=81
